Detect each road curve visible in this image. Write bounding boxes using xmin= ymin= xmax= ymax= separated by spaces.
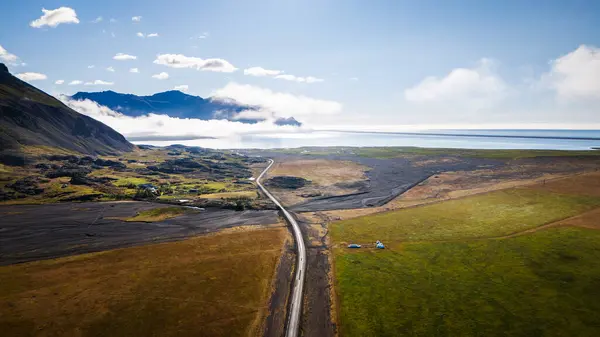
xmin=257 ymin=159 xmax=306 ymax=337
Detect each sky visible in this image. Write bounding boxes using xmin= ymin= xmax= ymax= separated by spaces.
xmin=1 ymin=0 xmax=600 ymax=138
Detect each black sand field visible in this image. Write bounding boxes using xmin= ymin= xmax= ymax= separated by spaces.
xmin=0 ymin=201 xmax=279 ymax=265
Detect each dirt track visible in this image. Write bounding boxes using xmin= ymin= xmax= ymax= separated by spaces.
xmin=0 ymin=201 xmax=279 ymax=265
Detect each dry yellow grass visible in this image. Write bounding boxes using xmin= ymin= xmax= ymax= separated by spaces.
xmin=269 ymin=159 xmax=366 ymax=186
xmin=524 ymin=171 xmax=600 ymax=197
xmin=0 ymin=227 xmax=288 ymax=337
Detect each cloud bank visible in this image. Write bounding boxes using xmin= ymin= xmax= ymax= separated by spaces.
xmin=60 ymin=96 xmax=307 ymax=143
xmin=404 ymin=58 xmax=506 ymax=107
xmin=543 ymin=45 xmax=600 ymax=99
xmin=213 ymin=82 xmax=342 ymax=118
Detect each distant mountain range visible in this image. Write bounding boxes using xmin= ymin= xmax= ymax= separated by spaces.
xmin=0 ymin=63 xmax=134 ymax=158
xmin=71 ymin=90 xmax=302 ymax=126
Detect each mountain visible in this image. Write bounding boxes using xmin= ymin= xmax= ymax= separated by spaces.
xmin=274 ymin=117 xmax=302 ymax=127
xmin=71 ymin=90 xmax=302 ymax=126
xmin=0 ymin=63 xmax=134 ymax=157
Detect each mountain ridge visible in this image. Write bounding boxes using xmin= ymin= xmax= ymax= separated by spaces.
xmin=0 ymin=63 xmax=135 ymax=159
xmin=71 ymin=90 xmax=302 ymax=126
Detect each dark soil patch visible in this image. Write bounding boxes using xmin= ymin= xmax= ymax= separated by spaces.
xmin=266 ymin=176 xmax=310 ymax=189
xmin=0 ymin=202 xmax=280 ymax=265
xmin=263 ymin=241 xmax=295 ymax=337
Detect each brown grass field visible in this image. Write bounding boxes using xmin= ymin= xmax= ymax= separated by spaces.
xmin=524 ymin=171 xmax=600 ymax=197
xmin=0 ymin=227 xmax=288 ymax=337
xmin=320 ymin=169 xmax=594 ymax=221
xmin=269 ymin=159 xmax=366 ymax=186
xmin=267 ymin=159 xmax=368 ymax=206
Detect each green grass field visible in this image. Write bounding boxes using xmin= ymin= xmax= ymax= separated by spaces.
xmin=335 ymin=227 xmax=600 ymax=337
xmin=332 ymin=188 xmax=600 ymax=244
xmin=331 ymin=188 xmax=600 ymax=336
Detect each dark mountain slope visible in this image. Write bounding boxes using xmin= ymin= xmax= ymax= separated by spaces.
xmin=0 ymin=63 xmax=134 ymax=156
xmin=72 ymin=90 xmax=303 ymax=126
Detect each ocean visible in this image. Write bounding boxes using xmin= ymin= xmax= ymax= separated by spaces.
xmin=133 ymin=129 xmax=600 ymax=150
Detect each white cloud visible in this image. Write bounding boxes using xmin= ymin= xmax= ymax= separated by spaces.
xmin=174 ymin=85 xmax=189 ymax=92
xmin=152 ymin=72 xmax=169 ymax=80
xmin=243 ymin=66 xmax=323 ymax=83
xmin=404 ymin=58 xmax=506 ymax=106
xmin=15 ymin=72 xmax=47 ymax=81
xmin=60 ymin=96 xmax=305 ymax=144
xmin=30 ymin=7 xmax=79 ymax=28
xmin=129 ymin=68 xmax=139 ymax=73
xmin=274 ymin=74 xmax=324 ymax=83
xmin=154 ymin=54 xmax=237 ymax=73
xmin=280 ymin=75 xmax=321 ymax=83
xmin=0 ymin=44 xmax=19 ymax=64
xmin=113 ymin=53 xmax=137 ymax=61
xmin=91 ymin=16 xmax=103 ymax=23
xmin=244 ymin=67 xmax=282 ymax=77
xmin=191 ymin=32 xmax=210 ymax=39
xmin=106 ymin=66 xmax=115 ymax=72
xmin=147 ymin=33 xmax=159 ymax=38
xmin=132 ymin=16 xmax=142 ymax=22
xmin=69 ymin=80 xmax=83 ymax=85
xmin=136 ymin=32 xmax=145 ymax=38
xmin=213 ymin=82 xmax=342 ymax=117
xmin=84 ymin=80 xmax=114 ymax=86
xmin=109 ymin=18 xmax=117 ymax=23
xmin=542 ymin=45 xmax=600 ymax=99
xmin=87 ymin=65 xmax=95 ymax=69
xmin=55 ymin=79 xmax=64 ymax=85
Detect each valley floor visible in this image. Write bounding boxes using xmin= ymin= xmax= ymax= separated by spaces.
xmin=0 ymin=201 xmax=279 ymax=265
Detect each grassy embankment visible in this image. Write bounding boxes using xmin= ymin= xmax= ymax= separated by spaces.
xmin=123 ymin=206 xmax=195 ymax=222
xmin=0 ymin=227 xmax=287 ymax=337
xmin=331 ymin=179 xmax=600 ymax=337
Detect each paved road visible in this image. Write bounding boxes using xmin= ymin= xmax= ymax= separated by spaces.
xmin=257 ymin=159 xmax=306 ymax=337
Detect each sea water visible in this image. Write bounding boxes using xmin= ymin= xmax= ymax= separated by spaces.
xmin=133 ymin=129 xmax=600 ymax=150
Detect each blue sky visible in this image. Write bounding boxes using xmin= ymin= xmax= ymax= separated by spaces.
xmin=1 ymin=0 xmax=600 ymax=131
